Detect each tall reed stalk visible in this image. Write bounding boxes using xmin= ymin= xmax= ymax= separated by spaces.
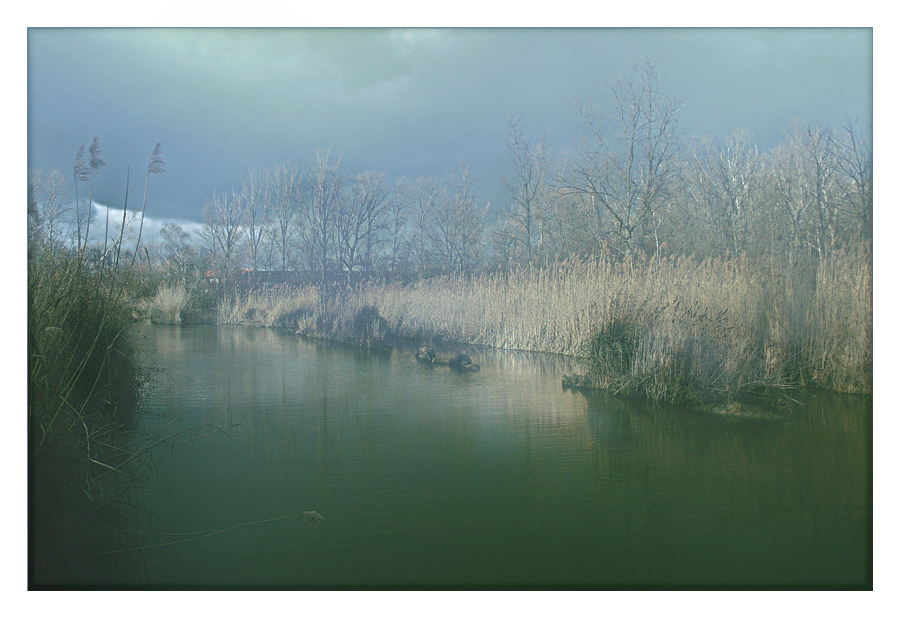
xmin=29 ymin=141 xmax=166 ymax=587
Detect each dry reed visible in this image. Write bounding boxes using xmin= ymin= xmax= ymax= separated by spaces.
xmin=219 ymin=247 xmax=872 ymax=403
xmin=146 ymin=281 xmax=191 ymax=324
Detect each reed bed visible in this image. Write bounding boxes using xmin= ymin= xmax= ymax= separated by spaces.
xmin=28 ymin=243 xmax=147 ymax=585
xmin=219 ymin=247 xmax=872 ymax=403
xmin=217 ymin=284 xmax=321 ymax=328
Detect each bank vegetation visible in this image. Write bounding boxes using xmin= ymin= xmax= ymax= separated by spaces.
xmin=27 ymin=139 xmax=166 ymax=587
xmin=28 ymin=60 xmax=872 ymax=412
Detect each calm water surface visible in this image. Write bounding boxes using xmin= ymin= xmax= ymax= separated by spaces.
xmin=130 ymin=324 xmax=871 ymax=589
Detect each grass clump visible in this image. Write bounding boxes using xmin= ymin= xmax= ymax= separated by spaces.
xmin=145 ymin=280 xmax=191 ymax=324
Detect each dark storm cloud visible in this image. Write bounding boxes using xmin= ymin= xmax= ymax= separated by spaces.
xmin=27 ymin=28 xmax=872 ymax=223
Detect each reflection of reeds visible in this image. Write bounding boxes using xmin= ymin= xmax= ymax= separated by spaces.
xmin=219 ymin=247 xmax=872 ymax=403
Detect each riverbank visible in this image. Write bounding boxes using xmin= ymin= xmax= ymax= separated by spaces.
xmin=216 ymin=248 xmax=872 ymax=406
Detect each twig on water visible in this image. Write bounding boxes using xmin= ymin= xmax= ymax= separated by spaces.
xmin=81 ymin=510 xmax=325 ymax=557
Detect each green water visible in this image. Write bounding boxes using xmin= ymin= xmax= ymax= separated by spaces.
xmin=129 ymin=324 xmax=871 ymax=589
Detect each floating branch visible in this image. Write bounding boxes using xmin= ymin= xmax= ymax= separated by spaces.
xmin=302 ymin=511 xmax=326 ymax=528
xmin=81 ymin=509 xmax=325 ymax=557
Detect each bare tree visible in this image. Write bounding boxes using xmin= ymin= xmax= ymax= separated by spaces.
xmin=29 ymin=169 xmax=71 ymax=247
xmin=429 ymin=160 xmax=487 ymax=273
xmin=159 ymin=222 xmax=198 ymax=282
xmin=201 ymin=189 xmax=246 ymax=280
xmin=833 ymin=120 xmax=873 ymax=242
xmin=563 ymin=58 xmax=683 ymax=255
xmin=240 ymin=166 xmax=272 ymax=272
xmin=685 ymin=129 xmax=761 ymax=256
xmin=301 ymin=148 xmax=343 ymax=286
xmin=386 ymin=178 xmax=413 ymax=275
xmin=408 ymin=175 xmax=442 ymax=277
xmin=338 ymin=170 xmax=390 ymax=279
xmin=28 ymin=169 xmax=42 ymax=243
xmin=501 ymin=114 xmax=554 ymax=265
xmin=767 ymin=121 xmax=841 ymax=260
xmin=269 ymin=161 xmax=303 ymax=271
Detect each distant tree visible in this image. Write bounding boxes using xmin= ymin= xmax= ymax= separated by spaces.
xmin=767 ymin=121 xmax=841 ymax=261
xmin=685 ymin=129 xmax=762 ymax=256
xmin=501 ymin=114 xmax=554 ymax=265
xmin=239 ymin=167 xmax=272 ymax=272
xmin=301 ymin=148 xmax=343 ymax=286
xmin=408 ymin=175 xmax=442 ymax=276
xmin=27 ymin=169 xmax=43 ymax=245
xmin=429 ymin=160 xmax=487 ymax=273
xmin=832 ymin=120 xmax=873 ymax=243
xmin=269 ymin=161 xmax=304 ymax=271
xmin=159 ymin=222 xmax=198 ymax=282
xmin=386 ymin=178 xmax=413 ymax=275
xmin=201 ymin=189 xmax=246 ymax=280
xmin=550 ymin=189 xmax=607 ymax=256
xmin=28 ymin=169 xmax=71 ymax=247
xmin=562 ymin=58 xmax=683 ymax=255
xmin=338 ymin=170 xmax=390 ymax=278
xmin=489 ymin=216 xmax=520 ymax=271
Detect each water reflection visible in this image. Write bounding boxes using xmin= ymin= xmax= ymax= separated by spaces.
xmin=133 ymin=324 xmax=871 ymax=589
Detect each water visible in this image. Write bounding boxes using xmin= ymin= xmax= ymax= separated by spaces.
xmin=129 ymin=324 xmax=871 ymax=589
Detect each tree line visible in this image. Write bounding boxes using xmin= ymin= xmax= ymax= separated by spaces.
xmin=28 ymin=59 xmax=872 ymax=289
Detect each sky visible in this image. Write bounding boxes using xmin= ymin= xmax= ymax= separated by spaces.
xmin=26 ymin=27 xmax=873 ymax=228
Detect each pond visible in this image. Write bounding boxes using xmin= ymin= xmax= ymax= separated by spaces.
xmin=129 ymin=324 xmax=871 ymax=589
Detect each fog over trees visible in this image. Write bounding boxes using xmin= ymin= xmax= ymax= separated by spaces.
xmin=28 ymin=60 xmax=872 ymax=285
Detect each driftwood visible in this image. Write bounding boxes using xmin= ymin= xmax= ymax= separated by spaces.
xmin=415 ymin=346 xmax=480 ymax=372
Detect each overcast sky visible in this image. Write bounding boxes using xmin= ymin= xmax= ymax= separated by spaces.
xmin=27 ymin=27 xmax=872 ymax=225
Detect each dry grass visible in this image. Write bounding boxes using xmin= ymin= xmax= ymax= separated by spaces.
xmin=144 ymin=281 xmax=191 ymax=324
xmin=219 ymin=248 xmax=872 ymax=403
xmin=217 ymin=284 xmax=320 ymax=328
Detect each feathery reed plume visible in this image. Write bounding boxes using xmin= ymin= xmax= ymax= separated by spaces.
xmin=72 ymin=145 xmax=90 ymax=252
xmin=84 ymin=136 xmax=106 ymax=256
xmin=129 ymin=142 xmax=167 ymax=275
